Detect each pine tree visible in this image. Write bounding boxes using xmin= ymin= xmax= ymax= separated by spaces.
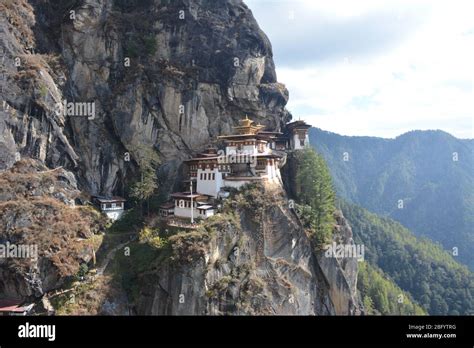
xmin=295 ymin=148 xmax=336 ymax=246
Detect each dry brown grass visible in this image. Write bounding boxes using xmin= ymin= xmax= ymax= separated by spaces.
xmin=0 ymin=197 xmax=99 ymax=277
xmin=52 ymin=275 xmax=121 ymax=315
xmin=0 ymin=159 xmax=107 ymax=278
xmin=168 ymin=230 xmax=210 ymax=264
xmin=0 ymin=0 xmax=36 ymax=47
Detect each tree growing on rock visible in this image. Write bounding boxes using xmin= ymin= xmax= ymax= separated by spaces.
xmin=129 ymin=144 xmax=160 ymax=216
xmin=295 ymin=148 xmax=336 ymax=247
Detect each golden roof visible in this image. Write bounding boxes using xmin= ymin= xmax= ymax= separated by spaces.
xmin=232 ymin=115 xmax=265 ymax=135
xmin=239 ymin=115 xmax=253 ymax=127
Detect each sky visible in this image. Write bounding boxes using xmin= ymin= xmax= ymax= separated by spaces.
xmin=244 ymin=0 xmax=474 ymax=138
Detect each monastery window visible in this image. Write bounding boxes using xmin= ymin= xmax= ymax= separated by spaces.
xmin=179 ymin=200 xmax=185 ymax=208
xmin=212 ymin=173 xmax=215 ymax=180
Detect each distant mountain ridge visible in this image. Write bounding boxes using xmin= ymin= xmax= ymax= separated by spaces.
xmin=310 ymin=128 xmax=474 ymax=270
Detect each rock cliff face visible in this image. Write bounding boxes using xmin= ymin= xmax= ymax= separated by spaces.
xmin=0 ymin=159 xmax=107 ymax=299
xmin=132 ymin=183 xmax=360 ymax=315
xmin=1 ymin=0 xmax=361 ymax=315
xmin=1 ymin=0 xmax=290 ymax=195
xmin=1 ymin=1 xmax=79 ymax=172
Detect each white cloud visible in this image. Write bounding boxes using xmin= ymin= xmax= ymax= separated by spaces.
xmin=245 ymin=0 xmax=474 ymax=138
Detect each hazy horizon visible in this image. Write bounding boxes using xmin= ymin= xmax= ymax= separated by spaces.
xmin=311 ymin=126 xmax=474 ymax=140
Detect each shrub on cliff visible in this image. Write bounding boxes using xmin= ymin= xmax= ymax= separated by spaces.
xmin=138 ymin=227 xmax=166 ymax=249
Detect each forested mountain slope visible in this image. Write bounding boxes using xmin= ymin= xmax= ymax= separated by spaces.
xmin=340 ymin=200 xmax=474 ymax=315
xmin=310 ymin=128 xmax=474 ymax=270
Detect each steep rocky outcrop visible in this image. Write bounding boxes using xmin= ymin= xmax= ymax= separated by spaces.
xmin=2 ymin=0 xmax=290 ymax=195
xmin=315 ymin=210 xmax=361 ymax=314
xmin=1 ymin=0 xmax=362 ymax=315
xmin=131 ymin=183 xmax=360 ymax=315
xmin=0 ymin=1 xmax=79 ymax=172
xmin=0 ymin=159 xmax=107 ymax=299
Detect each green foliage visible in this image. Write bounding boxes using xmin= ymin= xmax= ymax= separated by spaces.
xmin=112 ymin=242 xmax=167 ymax=304
xmin=310 ymin=128 xmax=474 ymax=270
xmin=294 ymin=148 xmax=336 ymax=247
xmin=38 ymin=84 xmax=48 ymax=97
xmin=358 ymin=262 xmax=426 ymax=315
xmin=129 ymin=144 xmax=160 ymax=215
xmin=167 ymin=230 xmax=210 ymax=264
xmin=124 ymin=40 xmax=140 ymax=58
xmin=232 ymin=183 xmax=266 ymax=213
xmin=138 ymin=226 xmax=154 ymax=242
xmin=107 ymin=208 xmax=143 ymax=234
xmin=341 ymin=200 xmax=474 ymax=315
xmin=295 ymin=204 xmax=328 ymax=247
xmin=130 ymin=174 xmax=158 ymax=201
xmin=138 ymin=227 xmax=166 ymax=249
xmin=143 ymin=35 xmax=157 ymax=55
xmin=123 ymin=32 xmax=157 ymax=58
xmin=76 ymin=263 xmax=88 ymax=280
